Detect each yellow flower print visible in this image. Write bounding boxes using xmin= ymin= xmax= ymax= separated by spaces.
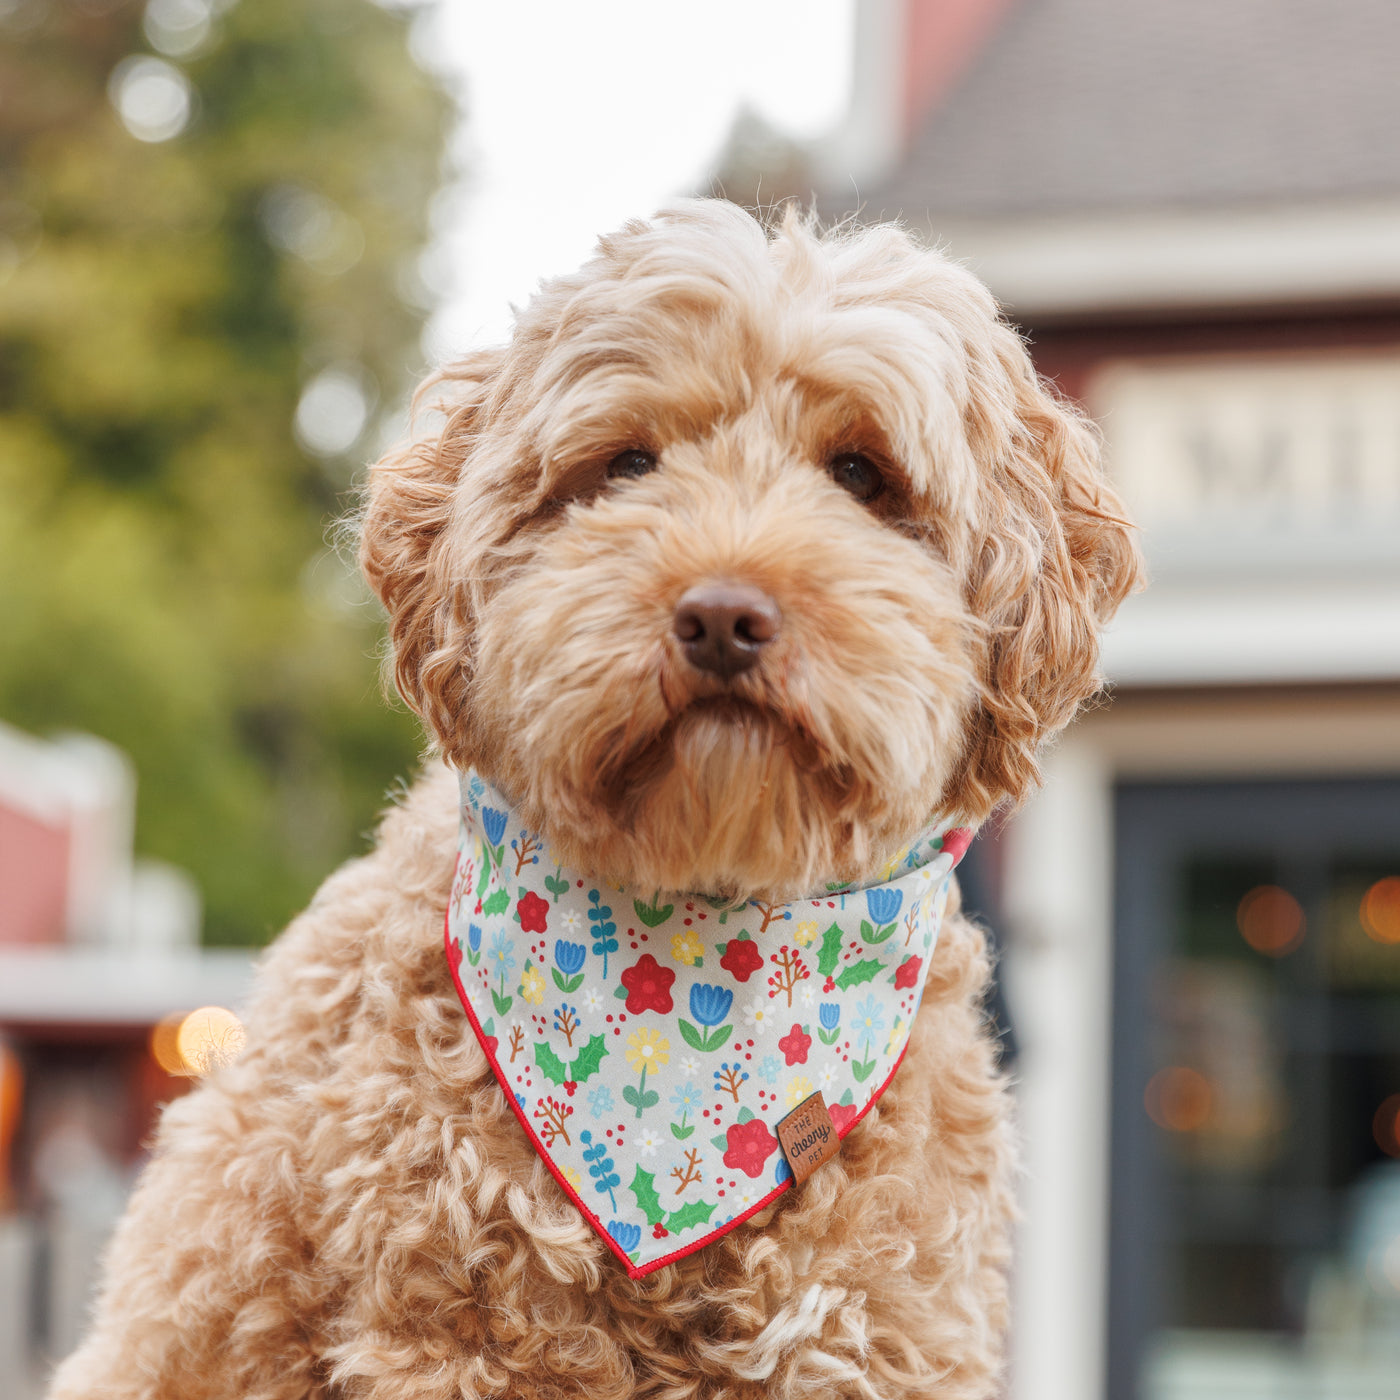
xmin=670 ymin=929 xmax=703 ymax=965
xmin=881 ymin=846 xmax=911 ymax=880
xmin=785 ymin=1076 xmax=814 ymax=1108
xmin=519 ymin=961 xmax=545 ymax=1006
xmin=887 ymin=1017 xmax=908 ymax=1056
xmin=625 ymin=1027 xmax=671 ymax=1073
xmin=793 ymin=919 xmax=820 ymax=948
xmin=562 ymin=1164 xmax=583 ymax=1191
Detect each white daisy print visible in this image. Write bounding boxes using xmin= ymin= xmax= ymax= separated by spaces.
xmin=559 ymin=909 xmax=582 ymax=934
xmin=742 ymin=995 xmax=773 ymax=1035
xmin=637 ymin=1128 xmax=662 ymax=1159
xmin=680 ymin=1055 xmax=700 ymax=1077
xmin=798 ymin=984 xmax=816 ymax=1007
xmin=582 ymin=988 xmax=603 ymax=1011
xmin=819 ymin=1064 xmax=838 ymax=1090
xmin=735 ymin=1185 xmax=759 ymax=1210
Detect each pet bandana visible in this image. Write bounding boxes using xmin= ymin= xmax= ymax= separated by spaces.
xmin=444 ymin=770 xmax=974 ymax=1277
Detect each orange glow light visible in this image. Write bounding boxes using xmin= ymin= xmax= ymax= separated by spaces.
xmin=1145 ymin=1066 xmax=1213 ymax=1133
xmin=1361 ymin=877 xmax=1400 ymax=945
xmin=1373 ymin=1094 xmax=1400 ymax=1157
xmin=171 ymin=1006 xmax=246 ymax=1076
xmin=1236 ymin=885 xmax=1305 ymax=957
xmin=150 ymin=1011 xmax=189 ymax=1076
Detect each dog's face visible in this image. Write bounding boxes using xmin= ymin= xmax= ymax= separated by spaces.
xmin=362 ymin=202 xmax=1141 ymax=898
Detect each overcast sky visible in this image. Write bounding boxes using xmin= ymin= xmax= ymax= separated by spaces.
xmin=410 ymin=1 xmax=856 ymax=360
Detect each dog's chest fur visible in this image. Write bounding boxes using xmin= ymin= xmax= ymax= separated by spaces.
xmin=156 ymin=766 xmax=1010 ymax=1398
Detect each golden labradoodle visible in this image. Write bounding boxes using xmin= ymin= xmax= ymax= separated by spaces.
xmin=49 ymin=201 xmax=1140 ymax=1399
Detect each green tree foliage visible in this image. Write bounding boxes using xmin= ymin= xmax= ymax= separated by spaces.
xmin=0 ymin=0 xmax=450 ymax=944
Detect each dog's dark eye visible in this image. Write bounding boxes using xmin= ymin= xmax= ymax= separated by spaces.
xmin=606 ymin=449 xmax=658 ymax=480
xmin=829 ymin=452 xmax=884 ymax=502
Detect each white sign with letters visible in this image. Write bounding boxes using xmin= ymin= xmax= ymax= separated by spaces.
xmin=1092 ymin=355 xmax=1400 ymax=576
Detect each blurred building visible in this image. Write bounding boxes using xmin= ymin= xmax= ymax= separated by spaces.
xmin=801 ymin=2 xmax=1400 ymax=1397
xmin=0 ymin=721 xmax=253 ymax=1396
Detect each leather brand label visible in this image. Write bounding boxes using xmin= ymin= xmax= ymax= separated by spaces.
xmin=776 ymin=1091 xmax=841 ymax=1185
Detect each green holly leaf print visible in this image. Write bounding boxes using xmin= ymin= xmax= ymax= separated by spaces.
xmin=630 ymin=1165 xmax=666 ymax=1225
xmin=570 ymin=1034 xmax=608 ymax=1083
xmin=475 ymin=860 xmax=491 ymax=899
xmin=711 ymin=1133 xmax=730 ymax=1151
xmin=665 ymin=1199 xmax=717 ymax=1234
xmin=490 ymin=990 xmax=513 ymax=1016
xmin=835 ymin=959 xmax=885 ymax=991
xmin=534 ymin=1041 xmax=569 ymax=1085
xmin=482 ymin=888 xmax=511 ymax=916
xmin=816 ymin=923 xmax=844 ymax=977
xmin=633 ymin=896 xmax=675 ymax=928
xmin=552 ymin=969 xmax=585 ymax=993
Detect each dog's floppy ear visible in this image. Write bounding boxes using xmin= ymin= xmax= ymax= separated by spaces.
xmin=359 ymin=348 xmax=505 ymax=756
xmin=951 ymin=326 xmax=1143 ymax=818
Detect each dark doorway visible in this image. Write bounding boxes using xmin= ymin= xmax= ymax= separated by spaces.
xmin=1111 ymin=778 xmax=1400 ymax=1399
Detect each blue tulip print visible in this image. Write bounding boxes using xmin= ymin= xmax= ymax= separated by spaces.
xmin=464 ymin=922 xmax=483 ymax=966
xmin=817 ymin=1000 xmax=841 ymax=1045
xmin=861 ymin=886 xmax=904 ymax=944
xmin=588 ymin=889 xmax=618 ymax=978
xmin=480 ymin=806 xmax=507 ymax=871
xmin=552 ymin=939 xmax=587 ymax=992
xmin=678 ymin=983 xmax=733 ymax=1053
xmin=607 ymin=1220 xmax=642 ymax=1256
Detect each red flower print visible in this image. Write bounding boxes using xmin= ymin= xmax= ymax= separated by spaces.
xmin=828 ymin=1102 xmax=859 ymax=1135
xmin=446 ymin=938 xmax=463 ymax=975
xmin=620 ymin=953 xmax=675 ymax=1014
xmin=777 ymin=1024 xmax=811 ymax=1066
xmin=482 ymin=1034 xmax=498 ymax=1057
xmin=894 ymin=955 xmax=922 ymax=990
xmin=517 ymin=891 xmax=549 ymax=933
xmin=719 ymin=937 xmax=764 ymax=983
xmin=723 ymin=1118 xmax=779 ymax=1178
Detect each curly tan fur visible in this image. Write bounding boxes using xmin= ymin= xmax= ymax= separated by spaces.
xmin=49 ymin=202 xmax=1141 ymax=1400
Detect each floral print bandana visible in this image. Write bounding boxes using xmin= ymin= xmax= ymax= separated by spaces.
xmin=444 ymin=770 xmax=974 ymax=1278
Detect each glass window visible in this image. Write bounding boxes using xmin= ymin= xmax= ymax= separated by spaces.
xmin=1112 ymin=779 xmax=1400 ymax=1400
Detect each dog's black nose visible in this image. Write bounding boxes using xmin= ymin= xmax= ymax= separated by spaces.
xmin=673 ymin=582 xmax=781 ymax=679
